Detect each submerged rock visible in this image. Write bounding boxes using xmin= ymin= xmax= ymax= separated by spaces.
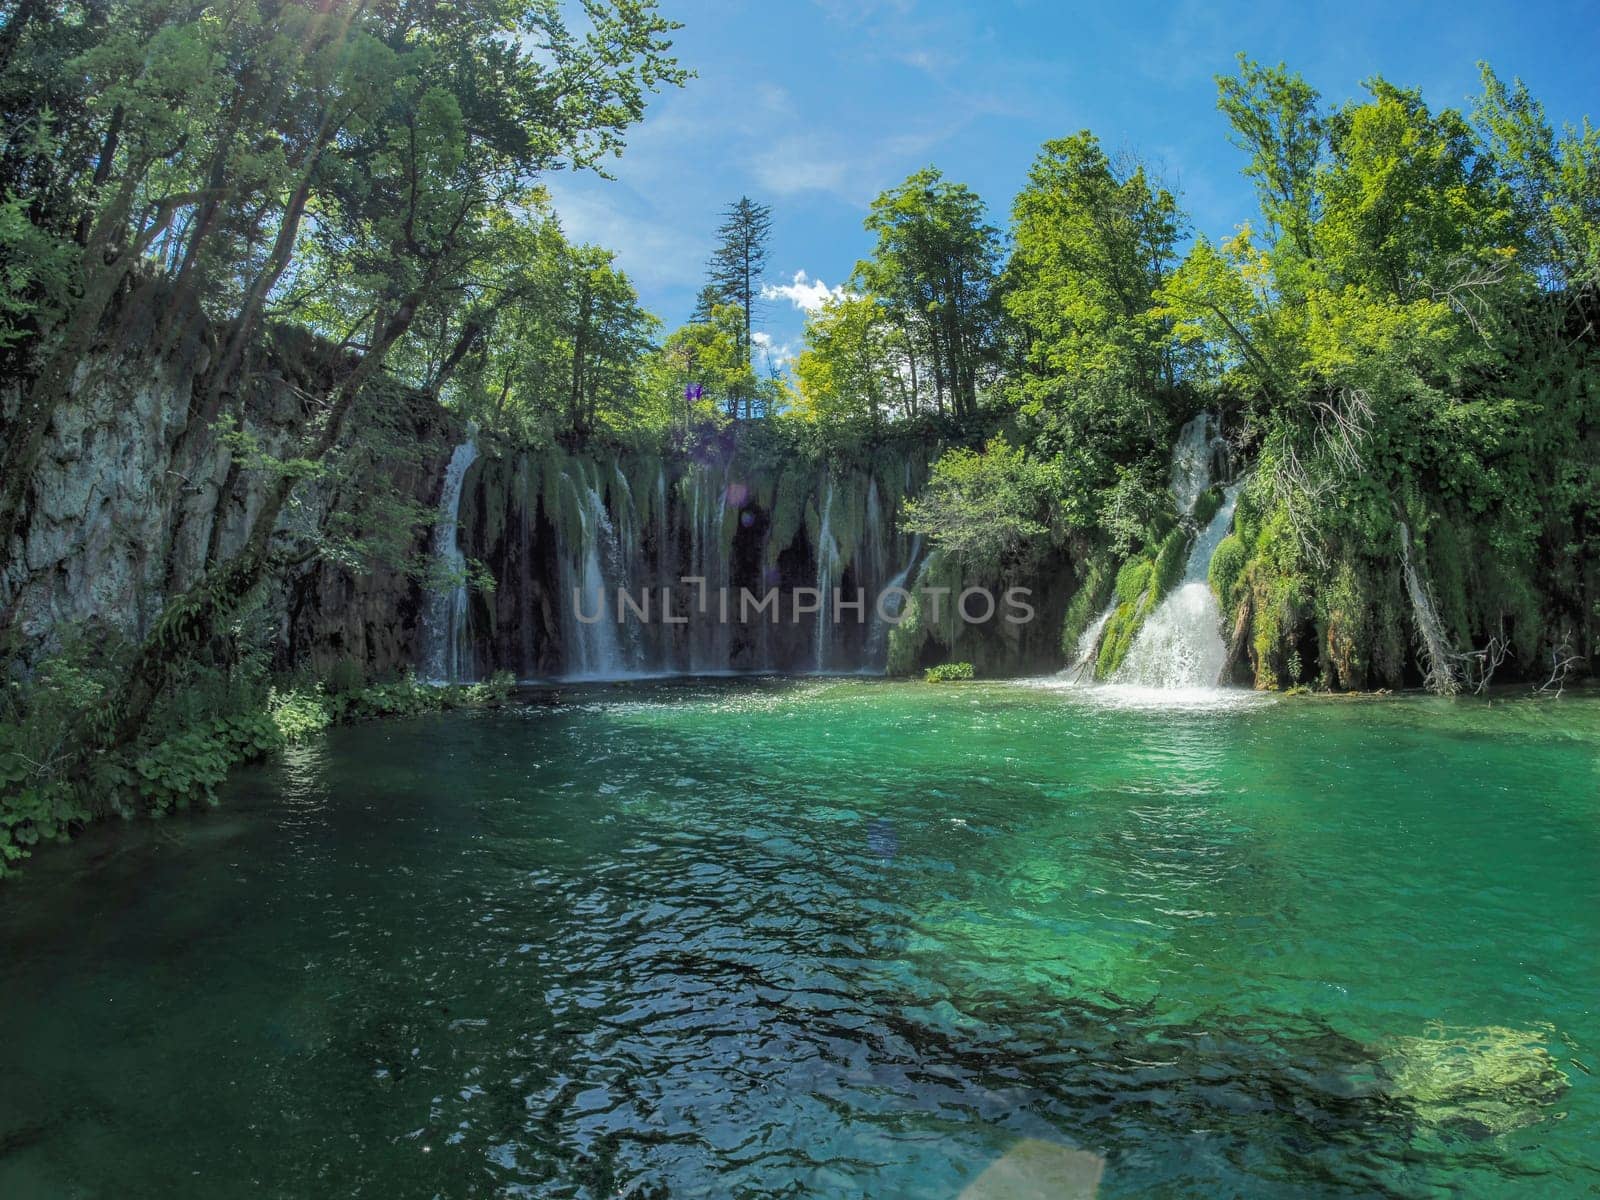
xmin=1381 ymin=1024 xmax=1570 ymax=1136
xmin=960 ymin=1138 xmax=1104 ymax=1200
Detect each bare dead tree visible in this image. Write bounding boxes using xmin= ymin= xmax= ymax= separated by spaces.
xmin=1422 ymin=253 xmax=1516 ymax=340
xmin=1532 ymin=635 xmax=1584 ymax=698
xmin=1460 ymin=620 xmax=1512 ymax=695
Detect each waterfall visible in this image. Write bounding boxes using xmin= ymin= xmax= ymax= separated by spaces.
xmin=685 ymin=463 xmax=733 ymax=673
xmin=421 ymin=432 xmax=479 ymax=682
xmin=814 ymin=477 xmax=837 ymax=672
xmin=866 ymin=533 xmax=923 ymax=667
xmin=1170 ymin=412 xmax=1226 ymax=516
xmin=448 ymin=446 xmax=933 ymax=679
xmin=1067 ymin=600 xmax=1117 ymax=682
xmin=1115 ymin=483 xmax=1242 ymax=689
xmin=560 ymin=469 xmax=629 ymax=679
xmin=1399 ymin=522 xmax=1461 ymax=695
xmin=1114 ymin=413 xmax=1236 ymax=690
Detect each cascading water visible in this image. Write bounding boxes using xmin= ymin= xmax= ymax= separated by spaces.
xmin=560 ymin=470 xmax=629 ymax=679
xmin=814 ymin=478 xmax=838 ymax=672
xmin=1115 ymin=483 xmax=1242 ymax=689
xmin=684 ymin=463 xmax=734 ymax=673
xmin=1067 ymin=600 xmax=1117 ymax=682
xmin=866 ymin=533 xmax=923 ymax=667
xmin=421 ymin=432 xmax=479 ymax=682
xmin=1114 ymin=414 xmax=1237 ymax=690
xmin=1170 ymin=412 xmax=1226 ymax=516
xmin=450 ymin=446 xmax=932 ymax=679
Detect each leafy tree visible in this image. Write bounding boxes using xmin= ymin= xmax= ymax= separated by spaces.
xmin=1474 ymin=63 xmax=1600 ymax=287
xmin=1216 ymin=55 xmax=1324 ymax=260
xmin=652 ymin=301 xmax=776 ymax=429
xmin=792 ymin=294 xmax=910 ymax=435
xmin=903 ymin=436 xmax=1058 ymax=578
xmin=854 ymin=168 xmax=1005 ymax=418
xmin=50 ymin=0 xmax=688 ymax=760
xmin=1004 ymin=131 xmax=1186 ymax=528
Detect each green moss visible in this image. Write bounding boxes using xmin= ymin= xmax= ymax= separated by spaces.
xmin=1150 ymin=525 xmax=1189 ymax=599
xmin=1115 ymin=558 xmax=1152 ymax=606
xmin=924 ymin=661 xmax=975 ymax=682
xmin=1095 ymin=600 xmax=1142 ymax=677
xmin=886 ymin=590 xmax=928 ymax=675
xmin=1209 ymin=533 xmax=1247 ymax=612
xmin=765 ymin=468 xmax=809 ymax=564
xmin=1059 ymin=559 xmax=1115 ymax=659
xmin=1191 ymin=483 xmax=1224 ymax=529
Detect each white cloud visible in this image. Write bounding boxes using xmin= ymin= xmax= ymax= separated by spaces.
xmin=751 ymin=329 xmax=798 ymax=370
xmin=542 ymin=178 xmax=704 ymax=292
xmin=761 ymin=270 xmax=846 ymax=312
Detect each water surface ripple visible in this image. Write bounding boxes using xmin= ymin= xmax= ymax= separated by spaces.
xmin=1 ymin=680 xmax=1596 ymax=1198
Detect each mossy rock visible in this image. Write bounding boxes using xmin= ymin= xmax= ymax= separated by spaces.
xmin=1059 ymin=559 xmax=1115 ymax=660
xmin=1095 ymin=599 xmax=1143 ymax=677
xmin=1191 ymin=483 xmax=1224 ymax=529
xmin=1381 ymin=1024 xmax=1570 ymax=1136
xmin=1209 ymin=533 xmax=1247 ymax=613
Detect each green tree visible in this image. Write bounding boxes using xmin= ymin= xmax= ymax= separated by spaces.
xmin=1474 ymin=63 xmax=1600 ymax=287
xmin=854 ymin=168 xmax=1004 ymax=418
xmin=704 ymin=194 xmax=772 ymax=415
xmin=793 ymin=293 xmax=911 ymax=435
xmin=903 ymin=436 xmax=1057 ymax=578
xmin=72 ymin=0 xmax=687 ymax=760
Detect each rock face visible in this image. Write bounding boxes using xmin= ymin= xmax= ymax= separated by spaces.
xmin=1 ymin=284 xmax=1068 ymax=683
xmin=451 ymin=435 xmax=935 ymax=678
xmin=1 ymin=278 xmax=456 ymax=677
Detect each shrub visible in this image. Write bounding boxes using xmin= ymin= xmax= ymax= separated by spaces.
xmin=2 ymin=661 xmax=514 ymax=877
xmin=268 ymin=685 xmax=332 ymax=743
xmin=924 ymin=662 xmax=975 ymax=683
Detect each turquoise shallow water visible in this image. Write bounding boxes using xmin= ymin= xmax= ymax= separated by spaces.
xmin=1 ymin=679 xmax=1596 ymax=1197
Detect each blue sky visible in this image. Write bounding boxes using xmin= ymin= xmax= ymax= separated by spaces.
xmin=545 ymin=0 xmax=1600 ymax=368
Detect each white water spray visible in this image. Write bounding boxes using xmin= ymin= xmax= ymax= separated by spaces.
xmin=422 ymin=432 xmax=479 ymax=682
xmin=1114 ymin=414 xmax=1238 ymax=690
xmin=1067 ymin=600 xmax=1117 ymax=682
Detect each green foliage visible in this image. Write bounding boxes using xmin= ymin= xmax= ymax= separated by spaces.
xmin=1209 ymin=534 xmax=1248 ymax=612
xmin=885 ymin=590 xmax=926 ymax=677
xmin=851 ymin=167 xmax=1006 ymax=419
xmin=269 ymin=686 xmax=333 ymax=743
xmin=1 ymin=650 xmax=514 ymax=878
xmin=903 ymin=436 xmax=1057 ymax=578
xmin=1059 ymin=559 xmax=1115 ymax=659
xmin=924 ymin=662 xmax=975 ymax=683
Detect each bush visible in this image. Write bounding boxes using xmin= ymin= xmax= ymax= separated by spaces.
xmin=924 ymin=662 xmax=975 ymax=683
xmin=2 ymin=659 xmax=516 ymax=878
xmin=269 ymin=685 xmax=332 ymax=743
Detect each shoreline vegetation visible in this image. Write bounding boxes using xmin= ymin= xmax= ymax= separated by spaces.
xmin=0 ymin=3 xmax=1596 ymax=875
